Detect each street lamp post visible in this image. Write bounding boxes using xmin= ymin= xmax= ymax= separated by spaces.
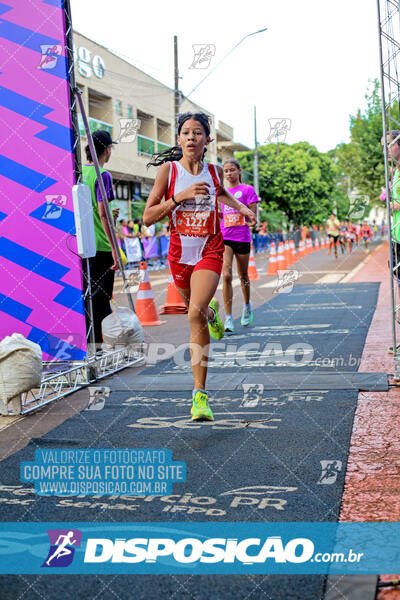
xmin=180 ymin=27 xmax=268 ymax=102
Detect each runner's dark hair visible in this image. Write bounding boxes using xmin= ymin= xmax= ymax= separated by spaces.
xmin=223 ymin=158 xmax=243 ymax=183
xmin=147 ymin=112 xmax=212 ymax=167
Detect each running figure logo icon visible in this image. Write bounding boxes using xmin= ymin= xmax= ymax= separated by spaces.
xmin=274 ymin=270 xmax=299 ymax=294
xmin=37 ymin=44 xmax=62 ymax=70
xmin=241 ymin=383 xmax=264 ymax=407
xmin=47 ymin=334 xmax=82 ymax=361
xmin=347 ymin=194 xmax=369 ymax=220
xmin=42 ymin=201 xmax=63 ymax=220
xmin=42 ymin=529 xmax=82 ymax=567
xmin=189 ymin=44 xmax=216 ymax=69
xmin=116 ymin=118 xmax=141 ymax=143
xmin=85 ymin=386 xmax=110 ymax=411
xmin=317 ymin=460 xmax=342 ymax=485
xmin=265 ymin=118 xmax=291 ymax=144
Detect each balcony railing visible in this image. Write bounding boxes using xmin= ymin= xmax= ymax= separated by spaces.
xmin=137 ymin=136 xmax=171 ymax=156
xmin=157 ymin=141 xmax=170 ymax=153
xmin=78 ymin=114 xmax=113 ymax=137
xmin=137 ymin=134 xmax=155 ymax=156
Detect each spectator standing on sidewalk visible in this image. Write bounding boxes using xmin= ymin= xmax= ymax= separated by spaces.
xmin=82 ymin=130 xmax=118 ymax=352
xmin=381 ymin=131 xmax=400 ymax=272
xmin=116 ymin=219 xmax=129 ymax=254
xmin=380 ymin=130 xmax=400 ymax=353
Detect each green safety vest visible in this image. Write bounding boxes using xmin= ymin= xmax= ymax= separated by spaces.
xmin=392 ymin=169 xmax=400 ymax=243
xmin=82 ymin=164 xmax=112 ymax=252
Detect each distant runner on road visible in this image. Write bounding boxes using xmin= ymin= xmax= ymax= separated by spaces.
xmin=360 ymin=221 xmax=372 ymax=253
xmin=326 ymin=213 xmax=340 ymax=259
xmin=143 ymin=112 xmax=256 ymax=421
xmin=220 ymin=159 xmax=259 ymax=333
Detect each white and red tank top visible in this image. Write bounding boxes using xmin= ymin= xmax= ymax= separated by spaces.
xmin=166 ymin=160 xmax=224 ymax=265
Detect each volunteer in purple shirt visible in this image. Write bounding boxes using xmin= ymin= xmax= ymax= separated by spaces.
xmin=221 ymin=159 xmax=259 ymax=332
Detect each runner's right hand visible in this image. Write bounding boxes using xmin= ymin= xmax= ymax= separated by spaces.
xmin=174 ymin=182 xmax=210 ymax=204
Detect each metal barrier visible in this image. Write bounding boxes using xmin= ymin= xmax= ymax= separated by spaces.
xmin=0 ymin=346 xmax=145 ymax=416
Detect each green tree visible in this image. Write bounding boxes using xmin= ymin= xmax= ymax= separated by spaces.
xmin=336 ymin=78 xmax=390 ymax=204
xmin=236 ymin=141 xmax=340 ymax=227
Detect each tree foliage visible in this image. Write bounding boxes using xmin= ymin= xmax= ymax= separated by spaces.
xmin=335 ymin=78 xmax=387 ymax=203
xmin=236 ymin=79 xmax=389 ymax=227
xmin=236 ymin=141 xmax=345 ymax=227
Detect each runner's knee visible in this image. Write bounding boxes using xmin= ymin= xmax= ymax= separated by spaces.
xmin=223 ymin=270 xmax=233 ymax=285
xmin=188 ymin=304 xmax=208 ymax=327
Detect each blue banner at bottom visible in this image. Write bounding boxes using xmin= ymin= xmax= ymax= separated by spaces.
xmin=0 ymin=522 xmax=399 ymax=574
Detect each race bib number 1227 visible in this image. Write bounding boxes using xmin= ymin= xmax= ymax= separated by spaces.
xmin=175 ymin=195 xmax=216 ymax=236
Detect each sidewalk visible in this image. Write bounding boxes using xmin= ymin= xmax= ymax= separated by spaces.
xmin=339 ymin=242 xmax=400 ymax=598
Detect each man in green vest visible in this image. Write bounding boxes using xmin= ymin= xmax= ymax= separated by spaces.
xmin=381 ymin=130 xmax=400 ymax=353
xmin=82 ymin=130 xmax=118 ymax=351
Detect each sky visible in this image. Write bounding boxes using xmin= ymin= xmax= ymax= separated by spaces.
xmin=69 ymin=0 xmax=380 ymax=153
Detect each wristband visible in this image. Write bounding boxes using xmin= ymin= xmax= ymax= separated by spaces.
xmin=172 ymin=194 xmax=179 ymax=207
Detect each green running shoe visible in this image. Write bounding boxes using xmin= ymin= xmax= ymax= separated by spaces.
xmin=191 ymin=391 xmax=214 ymax=421
xmin=208 ymin=298 xmax=225 ymax=340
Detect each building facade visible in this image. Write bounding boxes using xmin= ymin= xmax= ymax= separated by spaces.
xmin=73 ymin=32 xmax=248 ymax=220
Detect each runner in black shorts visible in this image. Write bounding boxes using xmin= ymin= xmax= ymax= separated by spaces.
xmin=220 ymin=159 xmax=259 ymax=333
xmin=223 ymin=239 xmax=251 ymax=255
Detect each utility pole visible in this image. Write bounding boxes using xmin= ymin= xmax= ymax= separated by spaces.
xmin=254 ymin=106 xmax=260 ymax=225
xmin=174 ymin=35 xmax=180 ymax=141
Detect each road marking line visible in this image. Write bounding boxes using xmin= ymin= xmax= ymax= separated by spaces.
xmin=317 ymin=273 xmax=345 ymax=283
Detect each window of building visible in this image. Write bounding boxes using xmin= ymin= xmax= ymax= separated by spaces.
xmin=128 ymin=105 xmax=133 ymax=119
xmin=115 ymin=100 xmax=122 ymax=115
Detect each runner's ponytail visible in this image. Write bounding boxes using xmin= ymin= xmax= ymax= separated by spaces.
xmin=147 ymin=145 xmax=183 ymax=166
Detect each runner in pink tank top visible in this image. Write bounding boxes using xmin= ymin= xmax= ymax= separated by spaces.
xmin=143 ymin=112 xmax=256 ymax=421
xmin=221 ymin=159 xmax=259 ymax=333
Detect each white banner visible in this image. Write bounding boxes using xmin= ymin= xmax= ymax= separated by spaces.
xmin=125 ymin=238 xmax=142 ymax=263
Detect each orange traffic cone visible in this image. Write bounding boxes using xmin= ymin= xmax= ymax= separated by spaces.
xmin=277 ymin=242 xmax=287 ymax=269
xmin=248 ymin=245 xmax=259 ymax=280
xmin=298 ymin=240 xmax=305 ymax=258
xmin=159 ymin=269 xmax=188 ymax=314
xmin=306 ymin=238 xmax=312 ymax=254
xmin=290 ymin=240 xmax=297 ymax=263
xmin=267 ymin=242 xmax=278 ymax=275
xmin=135 ymin=261 xmax=166 ymax=326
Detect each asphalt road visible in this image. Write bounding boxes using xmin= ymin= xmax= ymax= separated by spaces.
xmin=0 ymin=239 xmax=383 ymax=600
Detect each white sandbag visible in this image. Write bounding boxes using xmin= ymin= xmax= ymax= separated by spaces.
xmin=101 ymin=306 xmax=144 ymax=350
xmin=0 ymin=333 xmax=42 ymax=403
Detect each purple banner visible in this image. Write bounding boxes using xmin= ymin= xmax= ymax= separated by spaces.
xmin=0 ymin=0 xmax=86 ymax=361
xmin=142 ymin=236 xmax=158 ymax=259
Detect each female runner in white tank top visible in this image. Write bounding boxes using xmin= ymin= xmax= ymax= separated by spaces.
xmin=144 ymin=112 xmax=256 ymax=421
